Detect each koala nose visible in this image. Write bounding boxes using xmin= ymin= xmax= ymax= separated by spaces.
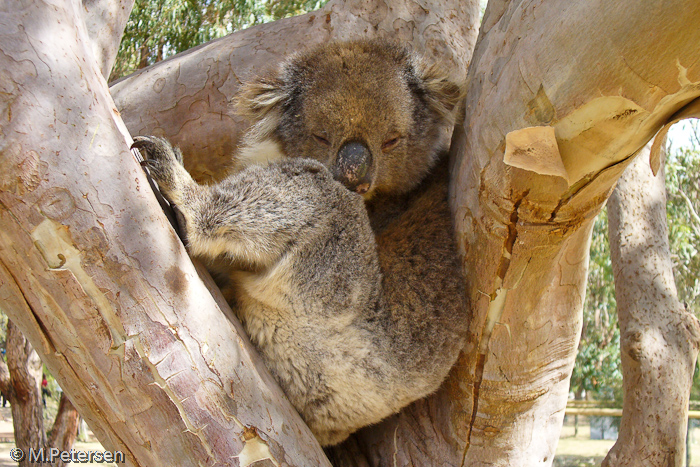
xmin=333 ymin=141 xmax=373 ymax=195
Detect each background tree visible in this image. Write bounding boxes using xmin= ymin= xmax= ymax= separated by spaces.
xmin=604 ymin=141 xmax=699 ymax=466
xmin=0 ymin=319 xmax=82 ymax=467
xmin=570 ymin=209 xmax=622 ymax=403
xmin=666 ymin=122 xmax=700 ymax=316
xmin=0 ymin=320 xmax=45 ymax=466
xmin=570 ymin=124 xmax=700 ymax=407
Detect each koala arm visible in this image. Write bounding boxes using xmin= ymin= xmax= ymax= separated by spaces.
xmin=132 ymin=136 xmax=369 ymax=270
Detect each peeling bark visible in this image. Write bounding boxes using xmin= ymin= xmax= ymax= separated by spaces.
xmin=605 ymin=144 xmax=700 ymax=467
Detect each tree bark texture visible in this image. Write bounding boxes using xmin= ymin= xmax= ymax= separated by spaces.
xmin=48 ymin=393 xmax=81 ymax=467
xmin=605 ymin=144 xmax=700 ymax=467
xmin=5 ymin=321 xmax=46 ymax=467
xmin=449 ymin=1 xmax=700 ymax=465
xmin=82 ymin=0 xmax=134 ymax=78
xmin=110 ymin=0 xmax=480 ymax=184
xmin=0 ymin=1 xmax=330 ymax=465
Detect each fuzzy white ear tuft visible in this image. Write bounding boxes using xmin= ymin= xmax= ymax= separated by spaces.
xmin=236 ymin=140 xmax=285 ymax=170
xmin=416 ymin=61 xmax=466 ymax=124
xmin=233 ymin=76 xmax=288 ymax=122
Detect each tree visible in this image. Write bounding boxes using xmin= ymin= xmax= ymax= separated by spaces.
xmin=0 ymin=319 xmax=81 ymax=467
xmin=110 ymin=0 xmax=327 ymax=80
xmin=0 ymin=320 xmax=45 ymax=466
xmin=605 ymin=143 xmax=699 ymax=465
xmin=570 ymin=208 xmax=622 ymax=403
xmin=1 ymin=0 xmax=700 ymax=466
xmin=666 ymin=123 xmax=700 ymax=316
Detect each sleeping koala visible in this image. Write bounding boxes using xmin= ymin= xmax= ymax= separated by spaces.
xmin=133 ymin=39 xmax=468 ymax=447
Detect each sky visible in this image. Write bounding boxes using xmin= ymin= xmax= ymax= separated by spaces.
xmin=667 ymin=118 xmax=699 ymax=153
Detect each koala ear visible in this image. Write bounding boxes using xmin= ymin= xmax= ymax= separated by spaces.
xmin=415 ymin=61 xmax=466 ymax=124
xmin=233 ymin=75 xmax=288 ymax=122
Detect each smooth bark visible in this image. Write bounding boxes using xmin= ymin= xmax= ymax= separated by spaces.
xmin=82 ymin=0 xmax=134 ymax=77
xmin=605 ymin=145 xmax=700 ymax=466
xmin=449 ymin=1 xmax=700 ymax=465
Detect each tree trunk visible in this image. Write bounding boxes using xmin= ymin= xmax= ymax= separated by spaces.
xmin=48 ymin=394 xmax=81 ymax=467
xmin=605 ymin=144 xmax=700 ymax=466
xmin=447 ymin=1 xmax=700 ymax=465
xmin=5 ymin=321 xmax=45 ymax=467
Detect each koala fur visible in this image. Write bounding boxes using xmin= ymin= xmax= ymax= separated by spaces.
xmin=133 ymin=39 xmax=468 ymax=447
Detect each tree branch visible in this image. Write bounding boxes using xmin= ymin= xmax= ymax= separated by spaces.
xmin=110 ymin=0 xmax=479 ymax=184
xmin=678 ymin=188 xmax=700 ymax=238
xmin=81 ymin=0 xmax=135 ymax=78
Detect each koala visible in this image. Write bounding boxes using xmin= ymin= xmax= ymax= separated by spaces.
xmin=133 ymin=39 xmax=468 ymax=447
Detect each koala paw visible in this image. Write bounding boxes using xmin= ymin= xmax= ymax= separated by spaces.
xmin=132 ymin=135 xmax=187 ymax=200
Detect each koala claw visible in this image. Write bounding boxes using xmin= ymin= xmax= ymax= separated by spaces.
xmin=132 ymin=135 xmax=184 ymax=164
xmin=132 ymin=135 xmax=190 ymax=203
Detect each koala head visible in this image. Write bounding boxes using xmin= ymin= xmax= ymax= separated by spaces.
xmin=235 ymin=39 xmax=464 ymax=198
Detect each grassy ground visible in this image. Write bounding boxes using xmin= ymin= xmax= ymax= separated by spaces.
xmin=554 ymin=420 xmax=615 ymax=467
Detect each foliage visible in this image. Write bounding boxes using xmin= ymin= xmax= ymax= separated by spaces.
xmin=111 ymin=0 xmax=327 ymax=81
xmin=571 ymin=209 xmax=622 ymax=402
xmin=666 ymin=120 xmax=700 ymax=399
xmin=666 ymin=121 xmax=700 ymax=315
xmin=0 ymin=310 xmax=7 ymax=352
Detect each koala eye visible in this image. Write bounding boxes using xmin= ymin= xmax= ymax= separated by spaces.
xmin=381 ymin=136 xmax=401 ymax=152
xmin=313 ymin=134 xmax=331 ymax=146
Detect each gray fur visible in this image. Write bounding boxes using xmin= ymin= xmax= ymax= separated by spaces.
xmin=134 ymin=39 xmax=468 ymax=447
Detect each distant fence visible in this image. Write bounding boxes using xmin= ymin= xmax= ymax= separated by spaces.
xmin=564 ymin=401 xmax=700 ymax=467
xmin=565 ymin=406 xmax=700 ymax=419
